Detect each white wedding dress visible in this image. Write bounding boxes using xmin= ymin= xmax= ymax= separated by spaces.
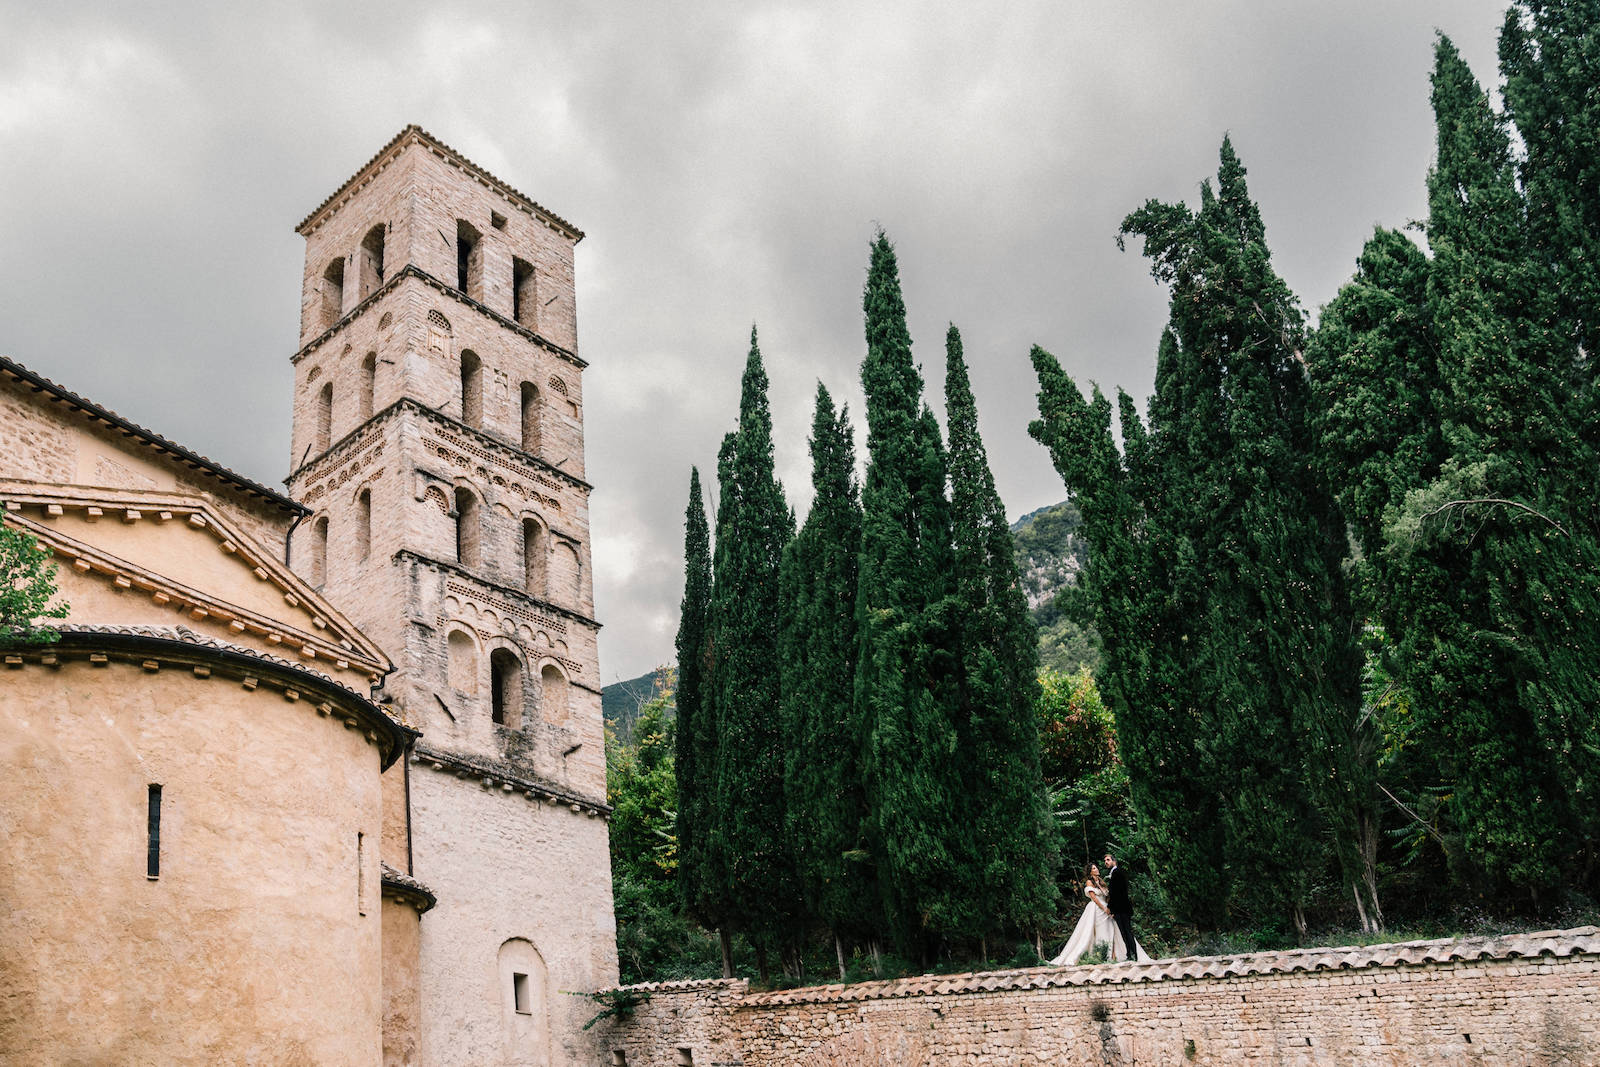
xmin=1048 ymin=885 xmax=1151 ymax=965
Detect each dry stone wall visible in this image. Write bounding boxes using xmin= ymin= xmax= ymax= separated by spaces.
xmin=602 ymin=928 xmax=1600 ymax=1066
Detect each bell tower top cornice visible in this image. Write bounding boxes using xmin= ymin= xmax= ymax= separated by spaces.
xmin=295 ymin=125 xmax=584 ymax=243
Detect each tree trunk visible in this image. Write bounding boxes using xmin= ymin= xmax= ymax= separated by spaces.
xmin=869 ymin=938 xmax=883 ymax=978
xmin=755 ymin=943 xmax=771 ymax=986
xmin=979 ymin=935 xmax=988 ymax=967
xmin=719 ymin=927 xmax=733 ymax=979
xmin=835 ymin=934 xmax=847 ymax=981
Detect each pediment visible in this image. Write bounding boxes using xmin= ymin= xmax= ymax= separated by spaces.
xmin=2 ymin=482 xmax=388 ymax=682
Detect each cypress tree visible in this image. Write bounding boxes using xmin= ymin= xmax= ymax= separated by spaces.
xmin=707 ymin=328 xmax=800 ymax=971
xmin=854 ymin=232 xmax=969 ymax=958
xmin=1036 ymin=139 xmax=1366 ymax=932
xmin=1372 ymin=37 xmax=1600 ymax=895
xmin=779 ymin=384 xmax=872 ymax=968
xmin=674 ymin=468 xmax=716 ymax=929
xmin=943 ymin=325 xmax=1058 ymax=939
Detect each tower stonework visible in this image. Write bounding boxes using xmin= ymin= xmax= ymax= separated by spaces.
xmin=286 ymin=127 xmax=617 ymax=1065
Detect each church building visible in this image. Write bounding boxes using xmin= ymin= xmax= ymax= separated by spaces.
xmin=0 ymin=127 xmax=618 ymax=1065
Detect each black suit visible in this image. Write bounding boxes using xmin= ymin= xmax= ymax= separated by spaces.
xmin=1107 ymin=864 xmax=1137 ymax=961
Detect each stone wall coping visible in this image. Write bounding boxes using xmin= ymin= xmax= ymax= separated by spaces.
xmin=614 ymin=926 xmax=1600 ymax=1008
xmin=0 ymin=355 xmax=305 ymax=517
xmin=296 ymin=125 xmax=583 ymax=242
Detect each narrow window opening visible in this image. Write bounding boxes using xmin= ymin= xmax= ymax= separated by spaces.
xmin=356 ymin=488 xmax=372 ymax=562
xmin=512 ymin=972 xmax=531 ymax=1014
xmin=454 ymin=488 xmax=480 ymax=568
xmin=447 ymin=629 xmax=477 ymax=694
xmin=321 ymin=257 xmax=345 ymax=328
xmin=491 ymin=649 xmax=523 ymax=728
xmin=520 ymin=382 xmax=541 ymax=453
xmin=311 ymin=516 xmax=329 ymax=587
xmin=360 ymin=352 xmax=376 ymax=420
xmin=676 ymin=1049 xmax=694 ymax=1066
xmin=540 ymin=664 xmax=567 ymax=725
xmin=359 ymin=225 xmax=386 ymax=297
xmin=512 ymin=257 xmax=537 ymax=328
xmin=522 ymin=518 xmax=546 ymax=598
xmin=612 ymin=1052 xmax=628 ymax=1066
xmin=456 ymin=219 xmax=482 ymax=300
xmin=357 ymin=831 xmax=366 ymax=916
xmin=316 ymin=382 xmax=333 ymax=453
xmin=146 ymin=784 xmax=162 ymax=879
xmin=460 ymin=351 xmax=483 ymax=427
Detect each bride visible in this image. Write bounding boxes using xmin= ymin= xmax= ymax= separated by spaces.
xmin=1048 ymin=864 xmax=1150 ymax=965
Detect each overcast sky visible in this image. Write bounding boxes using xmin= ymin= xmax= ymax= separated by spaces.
xmin=1 ymin=1 xmax=1509 ymax=682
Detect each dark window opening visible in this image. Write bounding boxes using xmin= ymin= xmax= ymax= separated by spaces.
xmin=512 ymin=257 xmax=536 ymax=328
xmin=356 ymin=488 xmax=372 ymax=562
xmin=359 ymin=225 xmax=386 ymax=297
xmin=522 ymin=518 xmax=545 ymax=598
xmin=311 ymin=516 xmax=329 ymax=587
xmin=520 ymin=381 xmax=540 ymax=453
xmin=460 ymin=351 xmax=483 ymax=427
xmin=321 ymin=257 xmax=345 ymax=328
xmin=512 ymin=971 xmax=531 ymax=1014
xmin=146 ymin=784 xmax=162 ymax=879
xmin=491 ymin=648 xmax=522 ymax=728
xmin=456 ymin=219 xmax=482 ymax=299
xmin=360 ymin=351 xmax=376 ymax=420
xmin=316 ymin=381 xmax=333 ymax=453
xmin=676 ymin=1049 xmax=694 ymax=1066
xmin=491 ymin=211 xmax=508 ymax=231
xmin=454 ymin=488 xmax=480 ymax=568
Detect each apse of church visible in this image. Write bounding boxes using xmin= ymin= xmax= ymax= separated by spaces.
xmin=285 ymin=127 xmax=618 ymax=1065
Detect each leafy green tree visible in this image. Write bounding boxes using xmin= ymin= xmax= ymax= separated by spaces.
xmin=674 ymin=469 xmax=716 ymax=932
xmin=943 ymin=325 xmax=1058 ymax=938
xmin=706 ymin=328 xmax=800 ymax=975
xmin=780 ymin=384 xmax=873 ymax=970
xmin=0 ymin=526 xmax=69 ymax=645
xmin=854 ymin=232 xmax=969 ymax=959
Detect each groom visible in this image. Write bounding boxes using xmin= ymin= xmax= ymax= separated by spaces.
xmin=1103 ymin=852 xmax=1137 ymax=962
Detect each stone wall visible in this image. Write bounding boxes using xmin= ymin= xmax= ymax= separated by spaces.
xmin=601 ymin=928 xmax=1600 ymax=1066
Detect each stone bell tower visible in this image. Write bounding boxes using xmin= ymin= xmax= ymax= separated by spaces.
xmin=285 ymin=127 xmax=617 ymax=1066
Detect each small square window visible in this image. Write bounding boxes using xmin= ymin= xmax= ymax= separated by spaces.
xmin=612 ymin=1053 xmax=628 ymax=1066
xmin=676 ymin=1050 xmax=694 ymax=1066
xmin=491 ymin=211 xmax=508 ymax=231
xmin=513 ymin=971 xmax=531 ymax=1014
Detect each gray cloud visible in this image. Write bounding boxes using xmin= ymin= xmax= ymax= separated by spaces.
xmin=0 ymin=0 xmax=1507 ymax=681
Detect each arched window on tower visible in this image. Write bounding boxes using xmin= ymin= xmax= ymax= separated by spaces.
xmin=490 ymin=648 xmax=523 ymax=728
xmin=359 ymin=225 xmax=385 ymax=298
xmin=316 ymin=382 xmax=333 ymax=454
xmin=522 ymin=518 xmax=546 ymax=598
xmin=356 ymin=488 xmax=372 ymax=562
xmin=512 ymin=257 xmax=536 ymax=328
xmin=360 ymin=352 xmax=376 ymax=420
xmin=310 ymin=516 xmax=328 ymax=587
xmin=461 ymin=351 xmax=483 ymax=428
xmin=447 ymin=629 xmax=477 ymax=694
xmin=540 ymin=664 xmax=568 ymax=725
xmin=456 ymin=219 xmax=483 ymax=301
xmin=321 ymin=257 xmax=345 ymax=329
xmin=454 ymin=487 xmax=481 ymax=568
xmin=520 ymin=382 xmax=540 ymax=453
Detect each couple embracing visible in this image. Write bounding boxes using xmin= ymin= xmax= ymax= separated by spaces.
xmin=1049 ymin=853 xmax=1150 ymax=965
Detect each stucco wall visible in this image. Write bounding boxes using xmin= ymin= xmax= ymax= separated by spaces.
xmin=408 ymin=760 xmax=618 ymax=1067
xmin=0 ymin=658 xmax=386 ymax=1065
xmin=601 ymin=929 xmax=1600 ymax=1066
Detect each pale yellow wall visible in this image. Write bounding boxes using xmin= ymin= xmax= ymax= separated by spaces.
xmin=0 ymin=660 xmax=385 ymax=1065
xmin=382 ymin=897 xmax=424 ymax=1067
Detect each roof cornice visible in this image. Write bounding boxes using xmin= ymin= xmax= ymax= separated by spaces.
xmin=296 ymin=125 xmax=584 ymax=243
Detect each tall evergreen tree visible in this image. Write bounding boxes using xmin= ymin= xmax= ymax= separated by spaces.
xmin=854 ymin=233 xmax=969 ymax=958
xmin=1372 ymin=37 xmax=1600 ymax=895
xmin=1036 ymin=140 xmax=1365 ymax=932
xmin=674 ymin=468 xmax=715 ymax=929
xmin=943 ymin=325 xmax=1058 ymax=939
xmin=779 ymin=385 xmax=872 ymax=968
xmin=706 ymin=328 xmax=800 ymax=970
